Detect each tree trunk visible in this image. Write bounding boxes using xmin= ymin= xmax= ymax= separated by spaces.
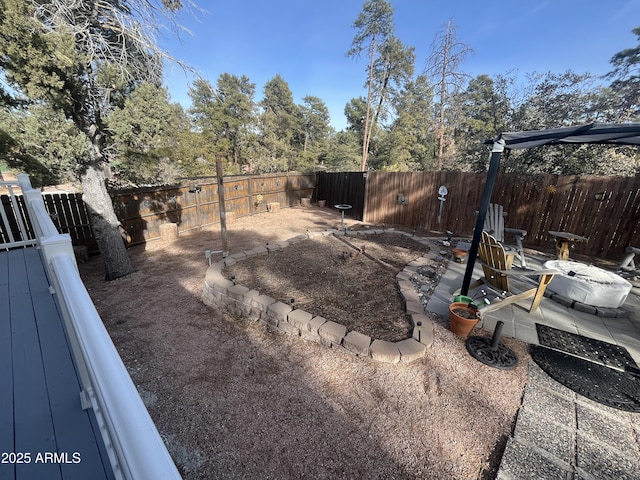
xmin=436 ymin=56 xmax=448 ymax=170
xmin=80 ymin=163 xmax=135 ymax=280
xmin=361 ymin=40 xmax=376 ymax=172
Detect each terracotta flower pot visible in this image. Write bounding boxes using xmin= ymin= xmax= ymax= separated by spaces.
xmin=449 ymin=302 xmax=480 ymax=337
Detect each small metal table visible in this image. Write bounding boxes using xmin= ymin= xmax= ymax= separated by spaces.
xmin=335 ymin=204 xmax=352 ymax=231
xmin=548 ymin=231 xmax=587 ymax=260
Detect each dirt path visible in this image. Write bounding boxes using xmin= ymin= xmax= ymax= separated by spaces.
xmin=79 ymin=206 xmax=529 ymax=479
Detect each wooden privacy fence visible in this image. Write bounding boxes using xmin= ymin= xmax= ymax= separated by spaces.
xmin=4 ymin=170 xmax=638 ymax=260
xmin=42 ymin=192 xmax=99 ymax=252
xmin=1 ymin=173 xmax=314 ymax=252
xmin=111 ymin=172 xmax=315 ymax=245
xmin=0 ymin=191 xmax=99 ymax=252
xmin=362 ymin=171 xmax=640 ymax=260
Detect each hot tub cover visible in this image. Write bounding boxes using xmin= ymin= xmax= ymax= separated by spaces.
xmin=544 ymin=260 xmax=632 ymax=308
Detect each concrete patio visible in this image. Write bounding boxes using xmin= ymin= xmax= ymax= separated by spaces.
xmin=426 ymin=248 xmax=640 ymax=479
xmin=426 ymin=251 xmax=640 ymax=364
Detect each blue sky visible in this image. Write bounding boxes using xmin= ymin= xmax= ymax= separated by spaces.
xmin=160 ymin=0 xmax=640 ymax=131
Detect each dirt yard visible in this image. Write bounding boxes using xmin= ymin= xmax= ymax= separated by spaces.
xmin=79 ymin=206 xmax=530 ymax=479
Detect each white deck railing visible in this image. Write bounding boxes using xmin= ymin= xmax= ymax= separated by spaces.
xmin=0 ymin=180 xmax=38 ymax=249
xmin=17 ymin=174 xmax=181 ymax=480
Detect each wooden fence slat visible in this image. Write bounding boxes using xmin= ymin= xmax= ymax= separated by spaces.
xmin=68 ymin=194 xmax=88 ymax=247
xmin=59 ymin=193 xmax=75 ymax=236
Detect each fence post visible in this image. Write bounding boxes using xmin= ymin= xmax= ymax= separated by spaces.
xmin=216 ymin=155 xmax=228 ymax=253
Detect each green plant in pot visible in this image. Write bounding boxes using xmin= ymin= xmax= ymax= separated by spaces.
xmin=449 ymin=291 xmax=488 ymax=337
xmin=453 ymin=290 xmax=490 ymax=309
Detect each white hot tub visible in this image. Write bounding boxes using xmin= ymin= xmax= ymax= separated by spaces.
xmin=544 ymin=260 xmax=632 ymax=308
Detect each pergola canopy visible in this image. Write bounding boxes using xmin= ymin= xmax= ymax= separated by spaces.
xmin=461 ymin=122 xmax=640 ymax=295
xmin=497 ymin=123 xmax=640 ymax=149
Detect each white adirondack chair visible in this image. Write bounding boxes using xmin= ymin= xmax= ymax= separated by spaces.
xmin=483 ymin=203 xmax=528 ymax=268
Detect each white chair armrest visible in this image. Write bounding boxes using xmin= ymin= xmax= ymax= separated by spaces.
xmin=504 ymin=227 xmax=527 ymax=237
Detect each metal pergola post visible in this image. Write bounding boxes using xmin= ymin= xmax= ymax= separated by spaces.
xmin=460 ymin=139 xmax=504 ymax=295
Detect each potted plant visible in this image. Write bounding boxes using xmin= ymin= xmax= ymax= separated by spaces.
xmin=449 ymin=291 xmax=488 ymax=337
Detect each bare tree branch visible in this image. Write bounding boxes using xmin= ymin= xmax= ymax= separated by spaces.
xmin=424 ymin=19 xmax=474 ymax=168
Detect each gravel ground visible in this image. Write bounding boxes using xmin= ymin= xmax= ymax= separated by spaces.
xmin=79 ymin=206 xmax=530 ymax=479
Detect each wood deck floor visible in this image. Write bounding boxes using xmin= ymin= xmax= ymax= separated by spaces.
xmin=0 ymin=247 xmax=114 ymax=480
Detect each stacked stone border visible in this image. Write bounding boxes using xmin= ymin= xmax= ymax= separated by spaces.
xmin=543 ymin=289 xmax=631 ymax=318
xmin=201 ymin=229 xmax=437 ymax=363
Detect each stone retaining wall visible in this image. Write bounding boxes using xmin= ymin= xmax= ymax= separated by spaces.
xmin=201 ymin=229 xmax=437 ymax=363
